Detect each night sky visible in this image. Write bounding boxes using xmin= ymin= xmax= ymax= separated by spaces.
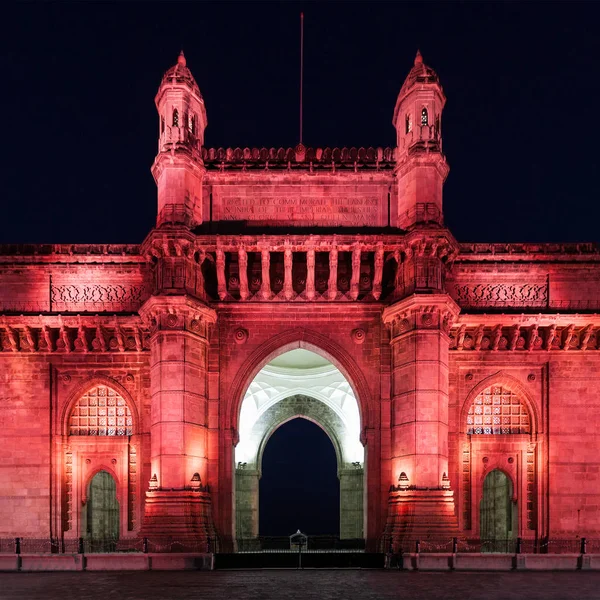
xmin=3 ymin=2 xmax=600 ymax=537
xmin=260 ymin=419 xmax=340 ymax=537
xmin=2 ymin=2 xmax=600 ymax=245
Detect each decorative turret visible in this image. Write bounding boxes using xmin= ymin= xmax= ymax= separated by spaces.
xmin=392 ymin=51 xmax=449 ymax=229
xmin=152 ymin=52 xmax=207 ymax=228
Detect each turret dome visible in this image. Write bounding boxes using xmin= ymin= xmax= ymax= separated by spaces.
xmin=398 ymin=51 xmax=442 ymax=100
xmin=160 ymin=51 xmax=202 ymax=98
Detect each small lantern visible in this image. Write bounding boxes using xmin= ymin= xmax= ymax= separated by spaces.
xmin=398 ymin=472 xmax=409 ymax=491
xmin=441 ymin=472 xmax=450 ymax=489
xmin=190 ymin=472 xmax=202 ymax=491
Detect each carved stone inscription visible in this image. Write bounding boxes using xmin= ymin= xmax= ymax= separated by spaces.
xmin=215 ymin=187 xmax=386 ymax=226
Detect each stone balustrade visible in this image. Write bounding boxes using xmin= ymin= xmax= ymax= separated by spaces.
xmin=184 ymin=234 xmax=454 ymax=303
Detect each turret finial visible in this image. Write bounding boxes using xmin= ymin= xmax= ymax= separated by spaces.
xmin=414 ymin=50 xmax=423 ymax=66
xmin=177 ymin=50 xmax=186 ymax=67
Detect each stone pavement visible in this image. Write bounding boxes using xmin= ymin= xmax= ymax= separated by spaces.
xmin=2 ymin=570 xmax=600 ymax=600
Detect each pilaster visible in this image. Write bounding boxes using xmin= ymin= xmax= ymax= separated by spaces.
xmin=139 ymin=294 xmax=217 ymax=540
xmin=382 ymin=293 xmax=460 ymax=540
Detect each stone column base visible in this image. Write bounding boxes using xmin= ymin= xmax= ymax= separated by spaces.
xmin=385 ymin=489 xmax=458 ymax=547
xmin=141 ymin=490 xmax=217 ymax=550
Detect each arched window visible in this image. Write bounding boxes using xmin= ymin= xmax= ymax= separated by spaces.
xmin=69 ymin=385 xmax=133 ymax=436
xmin=160 ymin=115 xmax=165 ymax=134
xmin=405 ymin=113 xmax=412 ymax=134
xmin=421 ymin=107 xmax=429 ymax=126
xmin=188 ymin=113 xmax=195 ymax=134
xmin=467 ymin=385 xmax=530 ymax=435
xmin=172 ymin=108 xmax=179 ymax=127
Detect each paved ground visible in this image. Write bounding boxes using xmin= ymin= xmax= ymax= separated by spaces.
xmin=2 ymin=571 xmax=600 ymax=600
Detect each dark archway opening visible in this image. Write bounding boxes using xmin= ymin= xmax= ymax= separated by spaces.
xmin=259 ymin=418 xmax=340 ymax=537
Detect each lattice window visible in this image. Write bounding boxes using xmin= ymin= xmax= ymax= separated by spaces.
xmin=69 ymin=385 xmax=133 ymax=436
xmin=466 ymin=386 xmax=530 ymax=434
xmin=421 ymin=107 xmax=429 ymax=126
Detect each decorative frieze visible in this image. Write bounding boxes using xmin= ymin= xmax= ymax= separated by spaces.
xmin=450 ymin=322 xmax=600 ymax=351
xmin=50 ymin=283 xmax=150 ymax=312
xmin=451 ymin=283 xmax=548 ymax=309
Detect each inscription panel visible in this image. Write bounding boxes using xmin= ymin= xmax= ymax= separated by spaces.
xmin=212 ymin=185 xmax=387 ymax=227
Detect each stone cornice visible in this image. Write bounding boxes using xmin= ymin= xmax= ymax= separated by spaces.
xmin=202 ymin=146 xmax=395 ymax=173
xmin=450 ymin=318 xmax=600 ymax=351
xmin=0 ymin=316 xmax=148 ymax=353
xmin=456 ymin=242 xmax=600 ymax=263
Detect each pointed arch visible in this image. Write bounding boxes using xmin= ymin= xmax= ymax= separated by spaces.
xmin=82 ymin=465 xmax=121 ymax=505
xmin=421 ymin=106 xmax=429 ymax=126
xmin=460 ymin=371 xmax=540 ymax=436
xmin=172 ymin=108 xmax=179 ymax=127
xmin=257 ymin=411 xmax=344 ymax=475
xmin=227 ymin=328 xmax=374 ymax=435
xmin=62 ymin=375 xmax=139 ymax=436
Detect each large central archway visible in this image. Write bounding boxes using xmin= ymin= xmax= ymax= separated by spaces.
xmin=234 ymin=349 xmax=365 ymax=542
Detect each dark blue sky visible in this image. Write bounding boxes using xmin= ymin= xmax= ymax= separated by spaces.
xmin=1 ymin=2 xmax=599 ymax=244
xmin=260 ymin=418 xmax=339 ymax=536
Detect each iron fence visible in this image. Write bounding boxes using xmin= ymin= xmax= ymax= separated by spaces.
xmin=0 ymin=537 xmax=216 ymax=555
xmin=379 ymin=536 xmax=595 ymax=555
xmin=0 ymin=536 xmax=597 ymax=556
xmin=236 ymin=536 xmax=366 ymax=553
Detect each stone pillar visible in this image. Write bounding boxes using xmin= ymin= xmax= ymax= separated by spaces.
xmin=216 ymin=248 xmax=227 ymax=300
xmin=259 ymin=248 xmax=271 ymax=300
xmin=372 ymin=243 xmax=384 ymax=300
xmin=382 ymin=294 xmax=459 ymax=541
xmin=235 ymin=467 xmax=259 ymax=541
xmin=349 ymin=244 xmax=361 ymax=300
xmin=238 ymin=246 xmax=249 ymax=301
xmin=283 ymin=245 xmax=294 ymax=300
xmin=328 ymin=246 xmax=338 ymax=300
xmin=339 ymin=467 xmax=364 ymax=539
xmin=139 ymin=295 xmax=217 ymax=542
xmin=306 ymin=248 xmax=315 ymax=300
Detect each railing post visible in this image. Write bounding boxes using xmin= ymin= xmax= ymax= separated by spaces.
xmin=581 ymin=537 xmax=587 ymax=555
xmin=78 ymin=537 xmax=84 ymax=554
xmin=14 ymin=537 xmax=20 ymax=555
xmin=516 ymin=537 xmax=522 ymax=554
xmin=415 ymin=539 xmax=420 ymax=554
xmin=452 ymin=537 xmax=458 ymax=553
xmin=143 ymin=537 xmax=149 ymax=554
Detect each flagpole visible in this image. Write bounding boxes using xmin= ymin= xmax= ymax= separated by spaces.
xmin=300 ymin=12 xmax=304 ymax=145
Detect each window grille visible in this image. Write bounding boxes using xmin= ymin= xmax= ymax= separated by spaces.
xmin=467 ymin=386 xmax=530 ymax=434
xmin=69 ymin=385 xmax=133 ymax=436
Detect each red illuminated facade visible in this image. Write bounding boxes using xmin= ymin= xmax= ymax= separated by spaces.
xmin=0 ymin=51 xmax=599 ymax=550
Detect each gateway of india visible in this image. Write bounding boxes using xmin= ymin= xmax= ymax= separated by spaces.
xmin=0 ymin=51 xmax=598 ymax=551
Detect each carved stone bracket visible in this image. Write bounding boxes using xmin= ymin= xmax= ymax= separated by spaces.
xmin=139 ymin=295 xmax=217 ymax=340
xmin=450 ymin=321 xmax=600 ymax=352
xmin=0 ymin=316 xmax=148 ymax=353
xmin=382 ymin=294 xmax=461 ymax=342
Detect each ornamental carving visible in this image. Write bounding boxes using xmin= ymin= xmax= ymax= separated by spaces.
xmin=454 ymin=283 xmax=548 ymax=307
xmin=51 ymin=284 xmax=149 ymax=310
xmin=234 ymin=328 xmax=249 ymax=345
xmin=351 ymin=328 xmax=366 ymax=344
